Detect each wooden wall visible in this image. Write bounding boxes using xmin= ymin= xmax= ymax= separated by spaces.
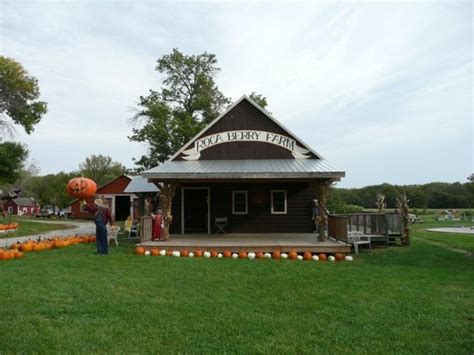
xmin=169 ymin=182 xmax=315 ymax=234
xmin=175 ymin=99 xmax=318 ymax=160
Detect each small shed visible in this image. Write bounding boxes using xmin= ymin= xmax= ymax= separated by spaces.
xmin=2 ymin=197 xmax=39 ymax=216
xmin=69 ymin=175 xmax=137 ymax=221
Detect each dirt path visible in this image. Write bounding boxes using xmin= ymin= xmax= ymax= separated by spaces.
xmin=413 ymin=236 xmax=472 ymax=257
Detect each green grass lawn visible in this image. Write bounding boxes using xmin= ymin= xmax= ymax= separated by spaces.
xmin=0 ymin=227 xmax=473 ymax=353
xmin=0 ymin=216 xmax=76 ymax=239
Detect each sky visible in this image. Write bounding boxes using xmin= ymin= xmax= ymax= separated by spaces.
xmin=0 ymin=0 xmax=472 ymax=188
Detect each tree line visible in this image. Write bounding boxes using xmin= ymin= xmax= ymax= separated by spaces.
xmin=328 ymin=181 xmax=474 ymax=213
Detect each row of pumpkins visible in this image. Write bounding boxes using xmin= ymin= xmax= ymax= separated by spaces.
xmin=0 ymin=235 xmax=96 ymax=260
xmin=135 ymin=247 xmax=354 ymax=262
xmin=0 ymin=223 xmax=19 ymax=231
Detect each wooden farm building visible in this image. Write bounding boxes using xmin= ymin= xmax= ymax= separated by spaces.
xmin=2 ymin=197 xmax=39 ymax=216
xmin=69 ymin=175 xmax=136 ymax=221
xmin=139 ymin=96 xmax=350 ymax=253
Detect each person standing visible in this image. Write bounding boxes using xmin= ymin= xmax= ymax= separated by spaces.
xmin=151 ymin=209 xmax=164 ymax=241
xmin=82 ymin=197 xmax=113 ymax=254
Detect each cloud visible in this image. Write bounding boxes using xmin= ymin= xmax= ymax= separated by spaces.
xmin=1 ymin=1 xmax=472 ymax=187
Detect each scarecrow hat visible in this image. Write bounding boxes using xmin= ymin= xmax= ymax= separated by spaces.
xmin=94 ymin=197 xmax=108 ymax=208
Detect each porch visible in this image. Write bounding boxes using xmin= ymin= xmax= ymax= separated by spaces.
xmin=140 ymin=233 xmax=351 ymax=254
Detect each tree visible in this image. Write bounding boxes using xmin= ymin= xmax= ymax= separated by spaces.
xmin=129 ymin=49 xmax=231 ymax=169
xmin=0 ymin=56 xmax=47 ymax=135
xmin=79 ymin=154 xmax=127 ymax=186
xmin=0 ymin=142 xmax=28 ymax=184
xmin=249 ymin=92 xmax=268 ymax=110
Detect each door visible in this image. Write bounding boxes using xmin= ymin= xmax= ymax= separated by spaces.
xmin=183 ymin=188 xmax=209 ymax=233
xmin=115 ymin=196 xmax=131 ymax=221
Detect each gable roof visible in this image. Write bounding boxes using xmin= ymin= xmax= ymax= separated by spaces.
xmin=169 ymin=95 xmax=324 ymax=161
xmin=124 ymin=175 xmax=160 ymax=193
xmin=13 ymin=197 xmax=36 ymax=207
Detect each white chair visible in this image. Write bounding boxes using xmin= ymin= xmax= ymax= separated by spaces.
xmin=128 ymin=222 xmax=140 ymax=239
xmin=107 ymin=226 xmax=120 ymax=247
xmin=347 ymin=231 xmax=371 ymax=254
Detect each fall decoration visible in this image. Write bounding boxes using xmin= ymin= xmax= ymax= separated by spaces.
xmin=303 ymin=251 xmax=312 ymax=261
xmin=151 ymin=248 xmax=159 ymax=256
xmin=272 ymin=250 xmax=281 ymax=259
xmin=335 ymin=253 xmax=344 ymax=261
xmin=238 ymin=251 xmax=247 ymax=259
xmin=288 ymin=250 xmax=298 ymax=260
xmin=66 ymin=177 xmax=97 ymax=199
xmin=135 ymin=246 xmax=145 ymax=255
xmin=318 ymin=253 xmax=327 ymax=261
xmin=328 ymin=255 xmax=335 ymax=262
xmin=256 ymin=251 xmax=264 ymax=259
xmin=223 ymin=250 xmax=232 ymax=258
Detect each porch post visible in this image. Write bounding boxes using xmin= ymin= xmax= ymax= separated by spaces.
xmin=159 ymin=182 xmax=178 ymax=240
xmin=310 ymin=179 xmax=333 ymax=242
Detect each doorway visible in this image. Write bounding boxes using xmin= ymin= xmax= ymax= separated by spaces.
xmin=115 ymin=195 xmax=131 ymax=221
xmin=182 ymin=188 xmax=210 ymax=234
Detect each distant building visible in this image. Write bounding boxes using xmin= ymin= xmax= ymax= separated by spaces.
xmin=3 ymin=197 xmax=39 ymax=216
xmin=69 ymin=175 xmax=137 ymax=221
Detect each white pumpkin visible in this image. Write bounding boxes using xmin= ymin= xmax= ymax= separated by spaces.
xmin=345 ymin=255 xmax=353 ymax=262
xmin=217 ymin=253 xmax=223 ymax=258
xmin=312 ymin=255 xmax=319 ymax=261
xmin=159 ymin=250 xmax=166 ymax=256
xmin=172 ymin=251 xmax=181 ymax=257
xmin=144 ymin=250 xmax=151 ymax=256
xmin=232 ymin=253 xmax=239 ymax=259
xmin=297 ymin=255 xmax=303 ymax=260
xmin=188 ymin=252 xmax=194 ymax=257
xmin=264 ymin=252 xmax=271 ymax=259
xmin=248 ymin=252 xmax=256 ymax=260
xmin=204 ymin=251 xmax=211 ymax=258
xmin=281 ymin=253 xmax=288 ymax=259
xmin=328 ymin=255 xmax=335 ymax=262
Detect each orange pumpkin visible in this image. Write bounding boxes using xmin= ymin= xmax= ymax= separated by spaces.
xmin=66 ymin=177 xmax=97 ymax=199
xmin=151 ymin=248 xmax=159 ymax=256
xmin=210 ymin=250 xmax=218 ymax=258
xmin=239 ymin=251 xmax=247 ymax=259
xmin=256 ymin=251 xmax=264 ymax=259
xmin=195 ymin=249 xmax=203 ymax=257
xmin=14 ymin=250 xmax=23 ymax=258
xmin=272 ymin=250 xmax=281 ymax=259
xmin=288 ymin=250 xmax=298 ymax=260
xmin=181 ymin=249 xmax=189 ymax=257
xmin=135 ymin=246 xmax=145 ymax=255
xmin=335 ymin=253 xmax=344 ymax=261
xmin=318 ymin=253 xmax=327 ymax=261
xmin=223 ymin=250 xmax=232 ymax=258
xmin=303 ymin=251 xmax=312 ymax=261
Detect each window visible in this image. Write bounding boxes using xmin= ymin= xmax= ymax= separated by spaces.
xmin=232 ymin=191 xmax=248 ymax=214
xmin=80 ymin=204 xmax=88 ymax=212
xmin=7 ymin=206 xmax=13 ymax=214
xmin=271 ymin=190 xmax=287 ymax=214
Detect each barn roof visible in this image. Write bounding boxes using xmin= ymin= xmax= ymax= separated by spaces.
xmin=13 ymin=197 xmax=36 ymax=207
xmin=142 ymin=159 xmax=344 ymax=180
xmin=124 ymin=176 xmax=160 ymax=193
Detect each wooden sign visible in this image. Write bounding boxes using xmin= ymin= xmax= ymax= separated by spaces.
xmin=181 ymin=130 xmax=310 ymax=160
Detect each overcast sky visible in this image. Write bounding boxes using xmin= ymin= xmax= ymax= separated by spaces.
xmin=1 ymin=0 xmax=472 ymax=188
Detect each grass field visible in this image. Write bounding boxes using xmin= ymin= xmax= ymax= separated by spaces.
xmin=0 ymin=216 xmax=76 ymax=239
xmin=0 ymin=222 xmax=472 ymax=353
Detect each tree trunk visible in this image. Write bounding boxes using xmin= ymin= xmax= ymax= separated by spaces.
xmin=159 ymin=182 xmax=177 ymax=240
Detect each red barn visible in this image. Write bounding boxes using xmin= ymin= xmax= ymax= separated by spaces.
xmin=69 ymin=175 xmax=136 ymax=221
xmin=3 ymin=197 xmax=39 ymax=216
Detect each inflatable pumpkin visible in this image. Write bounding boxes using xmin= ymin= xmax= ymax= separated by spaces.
xmin=66 ymin=177 xmax=97 ymax=199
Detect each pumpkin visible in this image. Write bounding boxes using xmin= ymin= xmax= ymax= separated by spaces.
xmin=181 ymin=249 xmax=189 ymax=257
xmin=203 ymin=251 xmax=211 ymax=258
xmin=144 ymin=250 xmax=151 ymax=256
xmin=297 ymin=255 xmax=303 ymax=260
xmin=217 ymin=253 xmax=223 ymax=258
xmin=135 ymin=246 xmax=145 ymax=255
xmin=0 ymin=225 xmax=5 ymax=230
xmin=172 ymin=251 xmax=181 ymax=257
xmin=195 ymin=249 xmax=203 ymax=257
xmin=238 ymin=251 xmax=247 ymax=259
xmin=66 ymin=177 xmax=97 ymax=199
xmin=150 ymin=248 xmax=159 ymax=256
xmin=318 ymin=253 xmax=327 ymax=261
xmin=281 ymin=253 xmax=288 ymax=259
xmin=232 ymin=253 xmax=238 ymax=259
xmin=248 ymin=252 xmax=256 ymax=260
xmin=210 ymin=250 xmax=218 ymax=258
xmin=188 ymin=252 xmax=195 ymax=257
xmin=166 ymin=249 xmax=173 ymax=256
xmin=223 ymin=250 xmax=232 ymax=258
xmin=303 ymin=251 xmax=312 ymax=261
xmin=273 ymin=250 xmax=281 ymax=259
xmin=335 ymin=253 xmax=344 ymax=261
xmin=312 ymin=255 xmax=319 ymax=261
xmin=159 ymin=249 xmax=166 ymax=256
xmin=288 ymin=250 xmax=298 ymax=260
xmin=264 ymin=252 xmax=272 ymax=259
xmin=345 ymin=255 xmax=354 ymax=262
xmin=10 ymin=243 xmax=20 ymax=250
xmin=256 ymin=251 xmax=264 ymax=259
xmin=328 ymin=255 xmax=335 ymax=262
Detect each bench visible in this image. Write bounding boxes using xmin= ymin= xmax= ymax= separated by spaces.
xmin=347 ymin=231 xmax=371 ymax=254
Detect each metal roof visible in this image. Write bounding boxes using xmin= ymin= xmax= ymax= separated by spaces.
xmin=13 ymin=197 xmax=36 ymax=206
xmin=124 ymin=176 xmax=160 ymax=193
xmin=142 ymin=159 xmax=345 ymax=180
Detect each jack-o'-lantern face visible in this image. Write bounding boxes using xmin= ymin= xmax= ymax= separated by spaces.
xmin=66 ymin=177 xmax=97 ymax=199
